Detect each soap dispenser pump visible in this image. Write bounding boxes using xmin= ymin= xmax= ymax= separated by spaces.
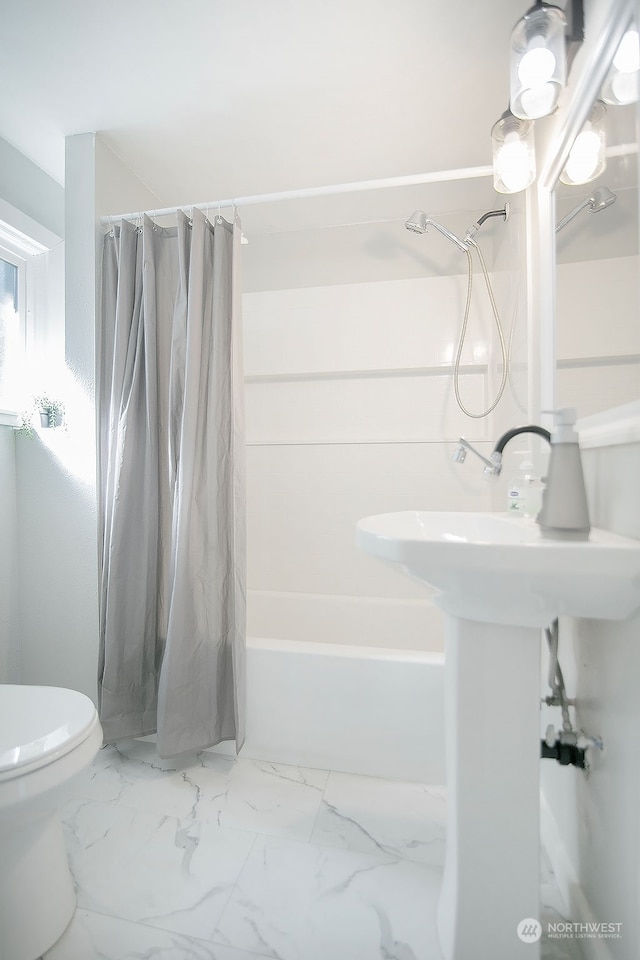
xmin=537 ymin=408 xmax=591 ymax=541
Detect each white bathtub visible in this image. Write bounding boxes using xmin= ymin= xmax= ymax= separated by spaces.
xmin=213 ymin=636 xmax=445 ymax=784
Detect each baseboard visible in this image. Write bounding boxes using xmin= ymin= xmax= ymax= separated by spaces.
xmin=540 ymin=791 xmax=613 ymax=960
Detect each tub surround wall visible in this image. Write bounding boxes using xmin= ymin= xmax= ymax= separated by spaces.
xmin=244 ymin=198 xmax=525 ymax=650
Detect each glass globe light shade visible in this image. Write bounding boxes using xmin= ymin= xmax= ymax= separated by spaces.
xmin=510 ymin=3 xmax=567 ymax=119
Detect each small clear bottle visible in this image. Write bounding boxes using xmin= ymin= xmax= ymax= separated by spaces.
xmin=507 ymin=458 xmax=543 ymax=518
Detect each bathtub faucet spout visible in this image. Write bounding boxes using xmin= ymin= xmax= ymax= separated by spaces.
xmin=452 ymin=437 xmax=496 ymax=473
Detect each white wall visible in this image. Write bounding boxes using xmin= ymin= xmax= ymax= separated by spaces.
xmin=244 ymin=202 xmax=526 ymax=650
xmin=542 ymin=216 xmax=640 ymax=958
xmin=0 ymin=427 xmax=19 ymax=681
xmin=556 ymin=256 xmax=640 ymax=418
xmin=0 ymin=135 xmax=65 ymax=685
xmin=0 ymin=135 xmax=63 ymax=239
xmin=16 ymin=134 xmax=161 ymax=701
xmin=540 ymin=427 xmax=640 ymax=960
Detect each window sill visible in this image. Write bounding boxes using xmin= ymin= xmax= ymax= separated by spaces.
xmin=0 ymin=408 xmax=20 ymax=428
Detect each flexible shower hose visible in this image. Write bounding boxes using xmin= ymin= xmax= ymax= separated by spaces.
xmin=453 ymin=240 xmax=509 ymax=419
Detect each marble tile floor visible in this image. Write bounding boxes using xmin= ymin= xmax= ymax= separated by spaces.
xmin=40 ymin=740 xmax=582 ymax=960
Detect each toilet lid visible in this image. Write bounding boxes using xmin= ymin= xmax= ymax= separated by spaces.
xmin=0 ymin=684 xmax=100 ymax=776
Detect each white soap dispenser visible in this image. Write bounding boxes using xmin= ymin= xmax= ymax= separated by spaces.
xmin=538 ymin=408 xmax=591 ymax=540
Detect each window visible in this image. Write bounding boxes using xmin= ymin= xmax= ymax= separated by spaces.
xmin=0 ymin=220 xmax=48 ymax=425
xmin=0 ymin=248 xmax=24 ymax=421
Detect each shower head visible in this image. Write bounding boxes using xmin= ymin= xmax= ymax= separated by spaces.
xmin=404 ymin=210 xmax=468 ymax=252
xmin=588 ymin=186 xmax=617 ymax=213
xmin=555 ymin=187 xmax=617 ymax=233
xmin=405 ymin=210 xmax=429 ymax=234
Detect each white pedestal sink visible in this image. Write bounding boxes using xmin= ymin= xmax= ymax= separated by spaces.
xmin=356 ymin=511 xmax=640 ymax=960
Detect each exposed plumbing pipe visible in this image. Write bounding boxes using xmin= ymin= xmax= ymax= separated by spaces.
xmin=542 ymin=618 xmax=603 ymax=769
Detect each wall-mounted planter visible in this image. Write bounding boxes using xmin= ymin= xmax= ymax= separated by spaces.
xmin=39 ymin=410 xmax=64 ymax=428
xmin=36 ymin=398 xmax=65 ymax=429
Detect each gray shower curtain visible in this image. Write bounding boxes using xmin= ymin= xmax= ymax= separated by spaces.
xmin=98 ymin=209 xmax=245 ymax=757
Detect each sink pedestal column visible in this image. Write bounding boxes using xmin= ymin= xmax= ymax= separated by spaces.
xmin=437 ymin=616 xmax=542 ymax=960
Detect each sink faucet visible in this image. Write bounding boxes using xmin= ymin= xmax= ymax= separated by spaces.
xmin=453 ymin=409 xmax=591 ymax=540
xmin=486 ymin=424 xmax=551 ymax=476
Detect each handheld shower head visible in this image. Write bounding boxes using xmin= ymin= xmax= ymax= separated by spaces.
xmin=405 ymin=211 xmax=429 ymax=234
xmin=404 ymin=210 xmax=468 ymax=252
xmin=588 ymin=186 xmax=616 ymax=212
xmin=555 ymin=186 xmax=617 ymax=233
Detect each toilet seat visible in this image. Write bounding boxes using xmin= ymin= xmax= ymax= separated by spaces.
xmin=0 ymin=684 xmax=101 ymax=782
xmin=0 ymin=684 xmax=103 ymax=960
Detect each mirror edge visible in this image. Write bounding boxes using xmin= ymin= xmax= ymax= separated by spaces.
xmin=524 ymin=0 xmax=637 ymax=426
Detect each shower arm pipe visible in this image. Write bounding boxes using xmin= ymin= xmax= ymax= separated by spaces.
xmin=476 ymin=208 xmax=508 ymax=228
xmin=99 ymin=164 xmax=494 ymax=226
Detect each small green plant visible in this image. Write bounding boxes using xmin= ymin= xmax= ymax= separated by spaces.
xmin=16 ymin=407 xmax=35 ymax=437
xmin=14 ymin=394 xmax=66 ymax=436
xmin=34 ymin=395 xmax=65 ymax=428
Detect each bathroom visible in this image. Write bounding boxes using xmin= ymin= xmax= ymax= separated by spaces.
xmin=1 ymin=0 xmax=640 ymax=958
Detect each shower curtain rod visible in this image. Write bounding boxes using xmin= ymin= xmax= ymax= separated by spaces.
xmin=100 ymin=164 xmax=494 ymax=226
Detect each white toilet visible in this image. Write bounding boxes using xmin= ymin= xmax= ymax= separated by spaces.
xmin=0 ymin=684 xmax=103 ymax=960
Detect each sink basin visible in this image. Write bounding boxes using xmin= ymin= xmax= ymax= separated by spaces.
xmin=356 ymin=511 xmax=640 ymax=627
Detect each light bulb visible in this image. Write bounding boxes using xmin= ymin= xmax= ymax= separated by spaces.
xmin=495 ymin=133 xmax=534 ymax=193
xmin=518 ymin=44 xmax=557 ymax=88
xmin=519 ymin=82 xmax=558 ymax=119
xmin=610 ymin=69 xmax=639 ymax=104
xmin=613 ymin=29 xmax=640 ymax=73
xmin=509 ymin=4 xmax=566 ymax=119
xmin=563 ymin=129 xmax=601 ymax=184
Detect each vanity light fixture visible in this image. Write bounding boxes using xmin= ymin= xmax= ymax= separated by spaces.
xmin=491 ymin=110 xmax=536 ymax=193
xmin=559 ymin=99 xmax=607 ymax=185
xmin=601 ymin=27 xmax=640 ymax=105
xmin=510 ymin=2 xmax=568 ymax=120
xmin=493 ymin=0 xmax=584 ymax=193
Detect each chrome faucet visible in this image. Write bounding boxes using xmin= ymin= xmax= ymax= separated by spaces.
xmin=453 ymin=410 xmax=591 ymax=540
xmin=485 ymin=424 xmax=551 ymax=476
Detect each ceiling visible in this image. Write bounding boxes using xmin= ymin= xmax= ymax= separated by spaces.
xmin=0 ymin=0 xmax=519 ymax=210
